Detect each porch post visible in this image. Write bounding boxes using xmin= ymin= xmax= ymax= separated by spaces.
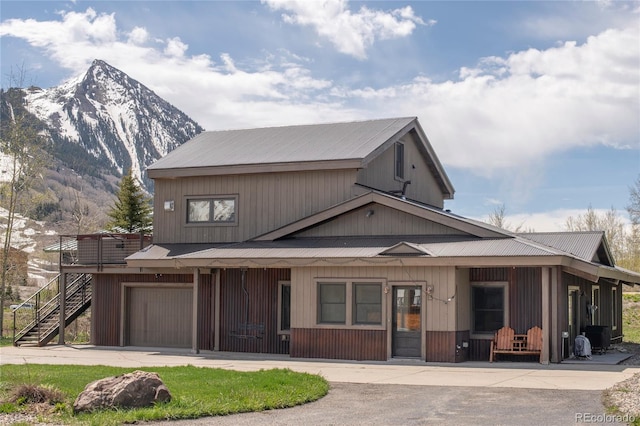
xmin=192 ymin=268 xmax=200 ymax=354
xmin=58 ymin=273 xmax=67 ymax=345
xmin=541 ymin=267 xmax=550 ymax=364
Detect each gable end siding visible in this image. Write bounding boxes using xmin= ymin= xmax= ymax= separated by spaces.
xmin=357 ymin=132 xmax=446 ymax=208
xmin=295 ymin=203 xmax=468 ymax=237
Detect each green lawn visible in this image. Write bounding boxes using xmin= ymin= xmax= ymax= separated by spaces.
xmin=0 ymin=364 xmax=329 ymax=425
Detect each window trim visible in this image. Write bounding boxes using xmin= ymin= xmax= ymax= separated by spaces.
xmin=315 ymin=278 xmax=386 ymax=330
xmin=470 ymin=281 xmax=509 ymax=339
xmin=277 ymin=281 xmax=291 ymax=335
xmin=185 ymin=194 xmax=238 ymax=226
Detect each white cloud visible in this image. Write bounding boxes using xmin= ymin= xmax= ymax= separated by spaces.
xmin=128 ymin=27 xmax=148 ymax=45
xmin=262 ymin=0 xmax=430 ymax=59
xmin=0 ymin=7 xmax=637 ymax=181
xmin=164 ymin=37 xmax=188 ymax=58
xmin=340 ymin=26 xmax=639 ymax=175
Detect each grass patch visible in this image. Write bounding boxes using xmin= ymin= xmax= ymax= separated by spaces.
xmin=624 ymin=293 xmax=640 ymax=343
xmin=0 ymin=364 xmax=329 ymax=425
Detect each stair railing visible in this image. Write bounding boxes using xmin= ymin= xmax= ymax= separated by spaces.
xmin=12 ymin=273 xmax=91 ymax=345
xmin=12 ymin=274 xmax=60 ymax=344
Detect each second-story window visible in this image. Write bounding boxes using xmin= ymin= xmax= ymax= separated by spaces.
xmin=187 ymin=196 xmax=236 ymax=224
xmin=395 ymin=142 xmax=405 ymax=180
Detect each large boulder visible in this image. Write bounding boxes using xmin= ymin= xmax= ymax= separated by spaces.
xmin=73 ymin=370 xmax=171 ymax=413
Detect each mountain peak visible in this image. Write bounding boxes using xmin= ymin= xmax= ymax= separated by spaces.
xmin=22 ymin=61 xmax=204 ymax=191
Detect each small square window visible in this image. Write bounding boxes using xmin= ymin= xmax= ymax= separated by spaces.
xmin=213 ymin=199 xmax=235 ymax=222
xmin=188 ymin=200 xmax=211 ymax=222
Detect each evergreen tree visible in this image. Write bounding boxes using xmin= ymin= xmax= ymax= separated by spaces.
xmin=106 ymin=169 xmax=152 ymax=233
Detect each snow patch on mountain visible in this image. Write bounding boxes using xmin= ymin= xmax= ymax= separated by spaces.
xmin=22 ymin=59 xmax=204 ymax=189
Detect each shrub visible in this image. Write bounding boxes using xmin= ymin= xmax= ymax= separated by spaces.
xmin=9 ymin=384 xmax=65 ymax=405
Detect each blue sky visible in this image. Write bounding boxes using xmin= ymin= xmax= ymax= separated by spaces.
xmin=1 ymin=0 xmax=639 ymax=231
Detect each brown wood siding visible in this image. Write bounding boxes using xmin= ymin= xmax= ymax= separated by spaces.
xmin=290 ymin=328 xmax=386 ymax=360
xmin=296 ymin=204 xmax=467 ymax=237
xmin=91 ymin=273 xmax=193 ymax=347
xmin=91 ymin=275 xmax=121 ymax=346
xmin=197 ymin=273 xmax=214 ymax=350
xmin=426 ymin=331 xmax=469 ymax=362
xmin=470 ymin=267 xmax=542 ymax=334
xmin=509 ymin=267 xmax=542 ymax=334
xmin=470 ymin=268 xmax=508 ymax=282
xmin=356 ymin=132 xmax=446 ymax=208
xmin=153 ymin=169 xmax=357 ymax=244
xmin=469 ymin=338 xmax=492 ymax=361
xmin=219 ymin=268 xmax=291 ymax=354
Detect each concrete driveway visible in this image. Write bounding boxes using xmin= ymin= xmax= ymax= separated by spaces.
xmin=2 ymin=345 xmax=638 ymax=425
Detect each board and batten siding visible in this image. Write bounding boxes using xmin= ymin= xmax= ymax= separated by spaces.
xmin=465 ymin=267 xmax=543 ymax=361
xmin=153 ymin=169 xmax=358 ymax=244
xmin=291 ymin=266 xmax=457 ymax=331
xmin=296 ymin=204 xmax=467 ymax=238
xmin=91 ymin=273 xmax=194 ymax=347
xmin=356 ymin=133 xmax=446 ymax=209
xmin=218 ymin=268 xmax=291 ymax=354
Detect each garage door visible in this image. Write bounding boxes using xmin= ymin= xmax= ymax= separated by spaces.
xmin=127 ymin=287 xmax=193 ymax=348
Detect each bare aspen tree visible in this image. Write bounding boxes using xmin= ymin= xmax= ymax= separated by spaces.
xmin=0 ymin=67 xmax=47 ymax=337
xmin=487 ymin=204 xmax=529 ymax=232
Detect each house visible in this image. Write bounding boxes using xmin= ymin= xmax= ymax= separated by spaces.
xmin=51 ymin=117 xmax=640 ymax=363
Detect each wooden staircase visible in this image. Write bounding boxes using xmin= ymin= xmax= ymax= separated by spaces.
xmin=12 ymin=273 xmax=92 ymax=346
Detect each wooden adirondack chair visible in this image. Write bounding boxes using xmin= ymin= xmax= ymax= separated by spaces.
xmin=526 ymin=326 xmax=543 ymax=362
xmin=489 ymin=326 xmax=515 ymax=362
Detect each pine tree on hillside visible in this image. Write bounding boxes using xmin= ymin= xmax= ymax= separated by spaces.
xmin=106 ymin=169 xmax=152 ymax=233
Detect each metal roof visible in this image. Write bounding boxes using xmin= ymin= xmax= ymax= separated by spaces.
xmin=148 ymin=117 xmax=416 ymax=171
xmin=128 ymin=235 xmax=558 ymax=261
xmin=517 ymin=232 xmax=607 ymax=264
xmin=126 ymin=235 xmax=640 ymax=284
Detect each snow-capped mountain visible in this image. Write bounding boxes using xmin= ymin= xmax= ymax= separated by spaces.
xmin=23 ymin=59 xmax=203 ymax=189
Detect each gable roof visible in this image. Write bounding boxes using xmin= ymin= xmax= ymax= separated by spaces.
xmin=252 ymin=190 xmax=508 ymax=241
xmin=518 ymin=231 xmax=614 ymax=266
xmin=146 ymin=117 xmax=454 ymax=197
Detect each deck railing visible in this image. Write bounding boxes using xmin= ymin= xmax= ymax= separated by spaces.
xmin=58 ymin=233 xmax=152 ymax=267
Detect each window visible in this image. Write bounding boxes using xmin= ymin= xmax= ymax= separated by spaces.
xmin=317 ymin=280 xmax=383 ymax=326
xmin=353 ymin=283 xmax=382 ymax=325
xmin=394 ymin=142 xmax=405 ymax=180
xmin=278 ymin=282 xmax=291 ymax=334
xmin=317 ymin=283 xmax=346 ymax=324
xmin=472 ymin=283 xmax=507 ymax=335
xmin=186 ymin=196 xmax=236 ymax=224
